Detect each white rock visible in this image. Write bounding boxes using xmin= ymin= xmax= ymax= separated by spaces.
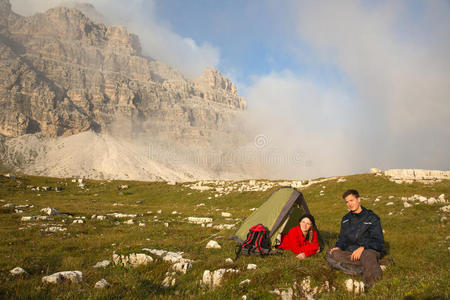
xmin=107 ymin=213 xmax=137 ymax=218
xmin=419 ymin=196 xmax=428 ymax=203
xmin=94 ymin=278 xmax=110 ymax=289
xmin=206 ymin=240 xmax=221 ymax=249
xmin=300 ymin=276 xmax=311 ymax=293
xmin=380 ymin=265 xmax=387 ymax=272
xmin=123 ymin=219 xmax=134 ymax=225
xmin=93 ymin=260 xmax=111 ymax=268
xmin=128 ymin=253 xmax=153 ymax=266
xmin=157 ymin=210 xmax=162 ymax=214
xmin=72 ymin=219 xmax=84 ymax=224
xmin=21 ymin=216 xmax=35 ymax=221
xmin=164 ymin=222 xmax=169 ymax=227
xmin=354 ymin=281 xmax=364 ymax=294
xmin=196 ymin=203 xmax=206 ymax=207
xmin=438 ymin=194 xmax=446 ymax=202
xmin=370 ymin=168 xmax=381 ymax=174
xmin=213 ymin=224 xmax=235 ymax=230
xmin=202 ymin=268 xmax=238 ymax=289
xmin=403 ymin=202 xmax=412 ymax=208
xmin=3 ymin=203 xmax=14 ymax=208
xmin=172 ymin=262 xmax=192 ymax=274
xmin=375 ymin=198 xmax=380 ymax=202
xmin=388 ymin=212 xmax=393 ymax=215
xmin=221 ymin=212 xmax=232 ymax=217
xmin=225 ymin=258 xmax=233 ymax=263
xmin=162 ymin=276 xmax=176 ymax=287
xmin=386 ymin=202 xmax=394 ymax=206
xmin=139 ymin=222 xmax=146 ymax=227
xmin=171 ymin=211 xmax=178 ymax=215
xmin=250 ymin=208 xmax=256 ymax=211
xmin=337 ymin=178 xmax=347 ymax=183
xmin=41 ymin=207 xmax=61 ymax=216
xmin=242 ymin=296 xmax=247 ymax=300
xmin=10 ymin=267 xmax=28 ymax=276
xmin=440 ymin=205 xmax=450 ymax=212
xmin=42 ymin=271 xmax=84 ymax=284
xmin=345 ymin=278 xmax=353 ymax=292
xmin=45 ymin=227 xmax=66 ymax=232
xmin=202 ymin=270 xmax=212 ymax=287
xmin=247 ymin=264 xmax=257 ymax=270
xmin=427 ymin=197 xmax=437 ymax=205
xmin=280 ymin=287 xmax=294 ymax=300
xmin=239 ymin=279 xmax=251 ymax=286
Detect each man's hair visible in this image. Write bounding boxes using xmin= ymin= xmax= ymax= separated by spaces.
xmin=343 ymin=189 xmax=360 ymax=199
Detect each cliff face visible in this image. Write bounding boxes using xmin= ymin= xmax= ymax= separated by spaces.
xmin=0 ymin=0 xmax=246 ymax=144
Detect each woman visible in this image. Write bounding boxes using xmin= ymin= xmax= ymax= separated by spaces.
xmin=276 ymin=213 xmax=319 ymax=259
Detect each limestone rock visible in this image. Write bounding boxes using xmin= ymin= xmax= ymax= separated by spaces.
xmin=247 ymin=264 xmax=257 ymax=270
xmin=93 ymin=260 xmax=110 ymax=268
xmin=112 ymin=253 xmax=153 ymax=267
xmin=239 ymin=279 xmax=251 ymax=286
xmin=94 ymin=278 xmax=110 ymax=289
xmin=172 ymin=262 xmax=192 ymax=274
xmin=0 ymin=1 xmax=246 ymax=142
xmin=205 ymin=240 xmax=221 ymax=249
xmin=41 ymin=207 xmax=61 ymax=216
xmin=10 ymin=267 xmax=28 ymax=276
xmin=42 ymin=271 xmax=84 ymax=284
xmin=202 ymin=268 xmax=239 ymax=289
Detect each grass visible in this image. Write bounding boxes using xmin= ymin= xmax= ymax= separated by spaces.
xmin=0 ymin=173 xmax=448 ymax=299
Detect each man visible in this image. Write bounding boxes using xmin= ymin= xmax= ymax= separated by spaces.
xmin=326 ymin=189 xmax=384 ymax=289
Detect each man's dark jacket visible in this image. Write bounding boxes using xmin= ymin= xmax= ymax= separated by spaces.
xmin=335 ymin=206 xmax=384 ymax=253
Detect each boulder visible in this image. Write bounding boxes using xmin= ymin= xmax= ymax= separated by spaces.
xmin=247 ymin=264 xmax=257 ymax=270
xmin=162 ymin=276 xmax=176 ymax=288
xmin=42 ymin=271 xmax=84 ymax=284
xmin=93 ymin=260 xmax=111 ymax=268
xmin=239 ymin=279 xmax=251 ymax=286
xmin=41 ymin=207 xmax=61 ymax=216
xmin=172 ymin=262 xmax=192 ymax=274
xmin=206 ymin=240 xmax=221 ymax=249
xmin=188 ymin=217 xmax=213 ymax=224
xmin=10 ymin=267 xmax=28 ymax=276
xmin=94 ymin=278 xmax=110 ymax=289
xmin=202 ymin=268 xmax=239 ymax=289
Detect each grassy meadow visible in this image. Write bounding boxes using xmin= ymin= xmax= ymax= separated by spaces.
xmin=0 ymin=173 xmax=449 ymax=299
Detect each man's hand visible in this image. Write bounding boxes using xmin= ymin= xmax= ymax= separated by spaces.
xmin=296 ymin=253 xmax=306 ymax=260
xmin=329 ymin=247 xmax=340 ymax=255
xmin=351 ymin=246 xmax=364 ymax=261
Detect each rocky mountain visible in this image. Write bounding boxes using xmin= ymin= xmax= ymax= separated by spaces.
xmin=0 ymin=0 xmax=246 ymax=144
xmin=0 ymin=0 xmax=252 ymax=180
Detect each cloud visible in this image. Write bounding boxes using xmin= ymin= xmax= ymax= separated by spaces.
xmin=242 ymin=71 xmax=363 ymax=179
xmin=290 ymin=0 xmax=450 ymax=170
xmin=10 ymin=0 xmax=220 ymax=78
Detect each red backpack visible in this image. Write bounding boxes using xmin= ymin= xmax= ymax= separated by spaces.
xmin=235 ymin=224 xmax=272 ymax=259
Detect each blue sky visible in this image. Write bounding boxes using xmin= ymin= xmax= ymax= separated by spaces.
xmin=11 ymin=0 xmax=450 ymax=177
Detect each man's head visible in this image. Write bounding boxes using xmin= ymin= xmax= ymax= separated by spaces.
xmin=343 ymin=189 xmax=362 ymax=213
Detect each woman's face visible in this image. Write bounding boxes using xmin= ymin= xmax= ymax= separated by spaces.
xmin=300 ymin=217 xmax=312 ymax=233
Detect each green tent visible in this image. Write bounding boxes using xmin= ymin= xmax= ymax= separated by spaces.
xmin=232 ymin=187 xmax=322 ymax=248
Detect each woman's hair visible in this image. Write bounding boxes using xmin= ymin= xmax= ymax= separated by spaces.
xmin=299 ymin=213 xmax=315 ymax=242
